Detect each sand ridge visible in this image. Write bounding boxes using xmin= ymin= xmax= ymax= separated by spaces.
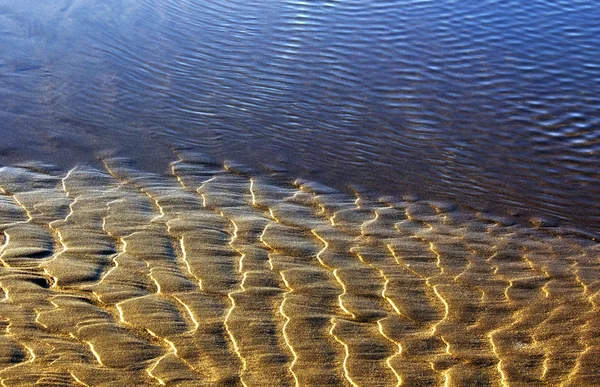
xmin=0 ymin=154 xmax=598 ymax=386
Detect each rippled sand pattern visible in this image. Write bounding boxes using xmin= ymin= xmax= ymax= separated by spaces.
xmin=0 ymin=154 xmax=598 ymax=386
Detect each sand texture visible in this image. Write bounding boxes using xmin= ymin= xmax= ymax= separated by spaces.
xmin=0 ymin=153 xmax=598 ymax=386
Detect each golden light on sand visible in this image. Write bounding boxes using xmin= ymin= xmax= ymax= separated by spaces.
xmin=0 ymin=152 xmax=598 ymax=386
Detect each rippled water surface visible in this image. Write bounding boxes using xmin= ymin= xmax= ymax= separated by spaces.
xmin=1 ymin=0 xmax=599 ymax=232
xmin=2 ymin=2 xmax=600 ymax=385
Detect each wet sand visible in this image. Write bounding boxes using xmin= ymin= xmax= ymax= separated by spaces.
xmin=0 ymin=152 xmax=598 ymax=386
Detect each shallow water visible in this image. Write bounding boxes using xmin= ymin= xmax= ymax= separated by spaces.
xmin=0 ymin=155 xmax=598 ymax=385
xmin=0 ymin=0 xmax=599 ymax=234
xmin=1 ymin=0 xmax=600 ymax=385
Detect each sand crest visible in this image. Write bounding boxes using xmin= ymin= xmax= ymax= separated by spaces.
xmin=0 ymin=155 xmax=598 ymax=386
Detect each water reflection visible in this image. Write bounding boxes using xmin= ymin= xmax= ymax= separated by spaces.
xmin=0 ymin=0 xmax=599 ymax=234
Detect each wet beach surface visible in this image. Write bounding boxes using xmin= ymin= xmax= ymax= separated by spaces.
xmin=1 ymin=0 xmax=600 ymax=385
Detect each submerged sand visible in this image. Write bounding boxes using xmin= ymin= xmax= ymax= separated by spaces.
xmin=0 ymin=152 xmax=598 ymax=386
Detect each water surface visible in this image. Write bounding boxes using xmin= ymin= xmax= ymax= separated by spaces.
xmin=2 ymin=2 xmax=600 ymax=384
xmin=1 ymin=0 xmax=599 ymax=231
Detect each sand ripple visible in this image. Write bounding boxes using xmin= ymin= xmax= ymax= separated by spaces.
xmin=0 ymin=155 xmax=598 ymax=386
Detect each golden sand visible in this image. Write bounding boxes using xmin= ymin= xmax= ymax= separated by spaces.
xmin=0 ymin=152 xmax=598 ymax=386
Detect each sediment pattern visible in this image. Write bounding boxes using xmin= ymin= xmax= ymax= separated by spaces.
xmin=0 ymin=155 xmax=598 ymax=386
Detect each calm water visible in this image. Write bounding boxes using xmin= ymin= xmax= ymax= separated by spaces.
xmin=1 ymin=0 xmax=599 ymax=234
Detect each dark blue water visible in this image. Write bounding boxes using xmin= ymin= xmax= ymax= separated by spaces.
xmin=1 ymin=0 xmax=599 ymax=234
